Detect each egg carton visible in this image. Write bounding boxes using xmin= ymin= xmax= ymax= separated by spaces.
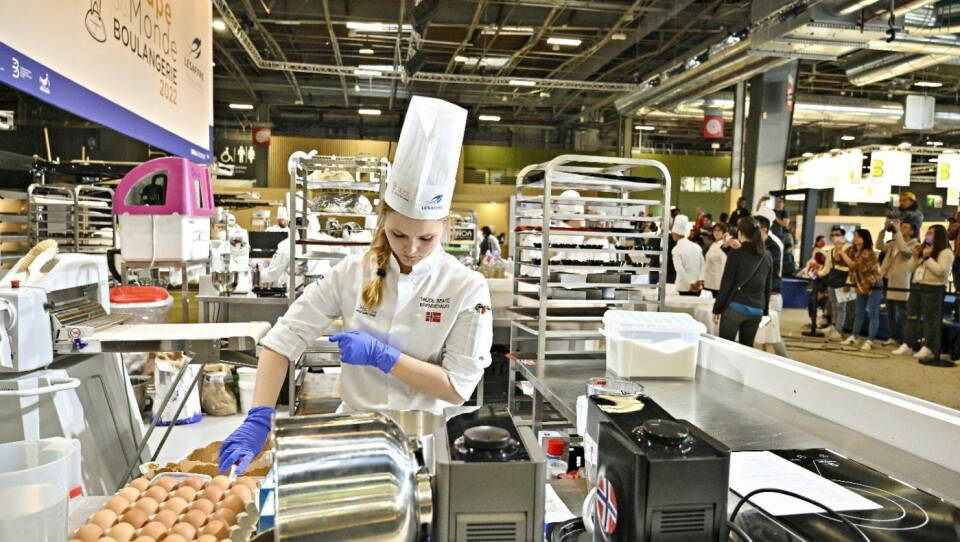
xmin=71 ymin=474 xmax=260 ymax=542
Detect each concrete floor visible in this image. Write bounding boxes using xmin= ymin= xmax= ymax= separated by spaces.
xmin=778 ymin=308 xmax=960 ymax=410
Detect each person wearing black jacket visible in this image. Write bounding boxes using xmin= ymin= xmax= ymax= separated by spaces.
xmin=727 ymin=197 xmax=751 ymax=232
xmin=712 ymin=218 xmax=773 ymax=347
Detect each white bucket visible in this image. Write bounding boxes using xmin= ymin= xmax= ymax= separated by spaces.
xmin=237 ymin=367 xmax=257 ymax=385
xmin=0 ymin=439 xmax=78 ymax=541
xmin=238 ymin=381 xmax=255 ymax=415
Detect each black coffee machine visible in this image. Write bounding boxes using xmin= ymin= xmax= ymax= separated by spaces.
xmin=587 ymin=394 xmax=730 ymax=542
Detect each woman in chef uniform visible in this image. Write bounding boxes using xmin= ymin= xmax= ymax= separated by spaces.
xmin=219 ymin=97 xmax=493 ymax=474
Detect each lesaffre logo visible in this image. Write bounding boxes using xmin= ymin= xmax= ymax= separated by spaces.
xmin=421 ymin=193 xmax=444 ymax=211
xmin=190 ymin=38 xmax=202 ymax=59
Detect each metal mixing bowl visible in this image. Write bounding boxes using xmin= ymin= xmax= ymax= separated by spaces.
xmin=211 ymin=271 xmax=239 ymax=296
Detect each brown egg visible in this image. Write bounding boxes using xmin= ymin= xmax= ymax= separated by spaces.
xmin=121 ymin=507 xmax=149 ymax=529
xmin=133 ymin=537 xmax=157 ymax=542
xmin=101 ymin=538 xmax=119 ymax=542
xmin=73 ymin=523 xmax=104 ymax=542
xmin=90 ymin=509 xmax=118 ymax=529
xmin=144 ymin=485 xmax=169 ymax=503
xmin=182 ymin=508 xmax=208 ymax=529
xmin=117 ymin=487 xmax=141 ymax=503
xmin=218 ymin=494 xmax=245 ymax=516
xmin=129 ymin=477 xmax=151 ymax=492
xmin=189 ymin=498 xmax=216 ymax=515
xmin=165 ymin=535 xmax=187 ymax=542
xmin=233 ymin=476 xmax=258 ymax=491
xmin=197 ymin=536 xmax=218 ymax=542
xmin=104 ymin=496 xmax=130 ymax=515
xmin=199 ymin=485 xmax=224 ymax=503
xmin=107 ymin=521 xmax=137 ymax=542
xmin=173 ymin=485 xmax=197 ymax=502
xmin=201 ymin=519 xmax=228 ymax=539
xmin=154 ymin=476 xmax=179 ymax=492
xmin=170 ymin=522 xmax=197 ymax=540
xmin=133 ymin=496 xmax=160 ymax=515
xmin=154 ymin=508 xmax=179 ymax=528
xmin=161 ymin=496 xmax=189 ymax=515
xmin=209 ymin=475 xmax=231 ymax=489
xmin=227 ymin=483 xmax=252 ymax=504
xmin=140 ymin=521 xmax=168 ymax=540
xmin=211 ymin=507 xmax=236 ymax=527
xmin=180 ymin=477 xmax=206 ymax=491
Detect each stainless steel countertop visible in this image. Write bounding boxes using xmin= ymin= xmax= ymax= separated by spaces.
xmin=197 ymin=294 xmax=291 ymax=305
xmin=515 ymin=357 xmax=960 ymax=506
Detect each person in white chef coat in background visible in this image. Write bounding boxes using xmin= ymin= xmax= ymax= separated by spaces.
xmin=266 ymin=206 xmax=290 ymax=233
xmin=219 ymin=96 xmax=493 ymax=474
xmin=671 ymin=214 xmax=705 ymax=296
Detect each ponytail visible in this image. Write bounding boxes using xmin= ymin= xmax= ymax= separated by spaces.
xmin=737 ymin=217 xmax=765 ymax=256
xmin=361 ymin=206 xmax=393 ymax=310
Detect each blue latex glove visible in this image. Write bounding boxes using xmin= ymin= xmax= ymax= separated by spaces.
xmin=330 ymin=330 xmax=401 ymax=373
xmin=219 ymin=405 xmax=274 ymax=474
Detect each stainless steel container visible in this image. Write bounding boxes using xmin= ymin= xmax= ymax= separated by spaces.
xmin=274 ymin=412 xmax=432 ymax=542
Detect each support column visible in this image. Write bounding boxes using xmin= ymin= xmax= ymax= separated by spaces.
xmin=254 ymin=103 xmax=271 ymax=188
xmin=620 ymin=116 xmax=633 ymax=158
xmin=730 ymin=81 xmax=746 ymax=191
xmin=742 ymin=61 xmax=799 ymax=208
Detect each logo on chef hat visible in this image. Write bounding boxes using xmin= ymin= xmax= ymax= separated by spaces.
xmin=422 ymin=193 xmax=444 ymax=211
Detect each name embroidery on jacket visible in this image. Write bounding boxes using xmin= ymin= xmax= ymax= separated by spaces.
xmin=356 ymin=305 xmax=378 ymax=317
xmin=419 ymin=296 xmax=451 ymax=309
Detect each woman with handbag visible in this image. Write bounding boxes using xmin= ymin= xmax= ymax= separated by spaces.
xmin=712 ymin=218 xmax=773 ymax=346
xmin=895 ymin=225 xmax=955 ymax=360
xmin=821 ymin=227 xmax=852 ymax=342
xmin=838 ymin=229 xmax=883 ymax=350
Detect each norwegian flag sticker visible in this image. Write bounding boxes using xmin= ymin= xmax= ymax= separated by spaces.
xmin=596 ymin=475 xmax=618 ymax=534
xmin=425 ymin=311 xmax=442 ymax=323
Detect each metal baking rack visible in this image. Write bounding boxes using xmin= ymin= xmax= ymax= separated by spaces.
xmin=508 ymin=154 xmax=670 ymax=373
xmin=27 ymin=183 xmax=116 ymax=254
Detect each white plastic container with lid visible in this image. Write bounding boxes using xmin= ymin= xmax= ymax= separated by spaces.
xmin=601 ymin=310 xmax=706 ymax=379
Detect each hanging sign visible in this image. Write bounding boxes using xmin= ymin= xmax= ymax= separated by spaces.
xmin=936 ymin=153 xmax=960 ymax=188
xmin=0 ymin=0 xmax=213 ymax=162
xmin=870 ymin=150 xmax=911 ymax=187
xmin=252 ymin=126 xmax=271 ymax=147
xmin=703 ymin=108 xmax=723 ymax=139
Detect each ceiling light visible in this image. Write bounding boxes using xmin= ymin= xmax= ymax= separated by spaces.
xmin=359 ymin=42 xmax=375 ymax=55
xmin=898 ymin=142 xmax=912 ymax=148
xmin=358 ymin=108 xmax=381 ymax=115
xmin=841 ymin=135 xmax=855 ymax=141
xmin=354 ymin=69 xmax=382 ymax=77
xmin=460 ymin=56 xmax=511 ymax=68
xmin=611 ymin=32 xmax=627 ymax=41
xmin=347 ymin=22 xmax=412 ymax=33
xmin=926 ymin=140 xmax=935 ymax=145
xmin=358 ymin=64 xmax=397 ymax=72
xmin=229 ymin=103 xmax=254 ymax=110
xmin=212 ymin=19 xmax=227 ymax=31
xmin=546 ymin=37 xmax=582 ymax=47
xmin=914 ymin=81 xmax=943 ymax=88
xmin=479 ymin=115 xmax=501 ymax=122
xmin=929 ymin=158 xmax=939 ymax=163
xmin=710 ymin=143 xmax=720 ymax=149
xmin=634 ymin=125 xmax=656 ymax=131
xmin=508 ymin=79 xmax=537 ymax=87
xmin=481 ymin=25 xmax=534 ymax=36
xmin=802 ymin=152 xmax=814 ymax=157
xmin=455 ymin=55 xmax=469 ymax=63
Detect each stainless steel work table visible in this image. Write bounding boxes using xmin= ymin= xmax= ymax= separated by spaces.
xmin=508 ymin=336 xmax=960 ymax=507
xmin=197 ymin=293 xmax=291 ymax=325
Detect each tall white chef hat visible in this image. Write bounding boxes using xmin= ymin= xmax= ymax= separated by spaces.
xmin=671 ymin=214 xmax=690 ymax=236
xmin=556 ymin=190 xmax=585 ymax=215
xmin=385 ymin=96 xmax=467 ymax=220
xmin=276 ymin=206 xmax=289 ymax=221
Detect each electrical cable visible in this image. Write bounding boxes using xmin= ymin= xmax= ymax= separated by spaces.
xmin=729 ymin=488 xmax=870 ymax=542
xmin=726 ymin=520 xmax=753 ymax=542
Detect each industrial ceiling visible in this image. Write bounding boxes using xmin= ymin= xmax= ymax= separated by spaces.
xmin=5 ymin=0 xmax=960 ymax=154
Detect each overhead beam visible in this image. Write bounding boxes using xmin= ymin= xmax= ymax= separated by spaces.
xmin=239 ymin=0 xmax=304 ymax=104
xmin=320 ymin=0 xmax=350 ymax=106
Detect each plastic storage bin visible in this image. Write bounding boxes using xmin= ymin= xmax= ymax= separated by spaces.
xmin=601 ymin=310 xmax=706 ymax=379
xmin=0 ymin=438 xmax=79 ymax=541
xmin=109 ymin=286 xmax=173 ymax=323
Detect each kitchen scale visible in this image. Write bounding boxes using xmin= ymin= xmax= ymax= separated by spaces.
xmin=736 ymin=449 xmax=960 ymax=541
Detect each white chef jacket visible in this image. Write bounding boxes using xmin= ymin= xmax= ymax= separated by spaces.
xmin=671 ymin=237 xmax=705 ymax=292
xmin=260 ymin=248 xmax=493 ymax=414
xmin=266 ymin=225 xmax=290 ymax=233
xmin=259 ymin=233 xmax=343 ymax=285
xmin=703 ymin=241 xmax=727 ymax=291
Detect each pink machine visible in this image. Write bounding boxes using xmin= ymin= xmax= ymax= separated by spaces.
xmin=113 ymin=157 xmax=215 ymax=263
